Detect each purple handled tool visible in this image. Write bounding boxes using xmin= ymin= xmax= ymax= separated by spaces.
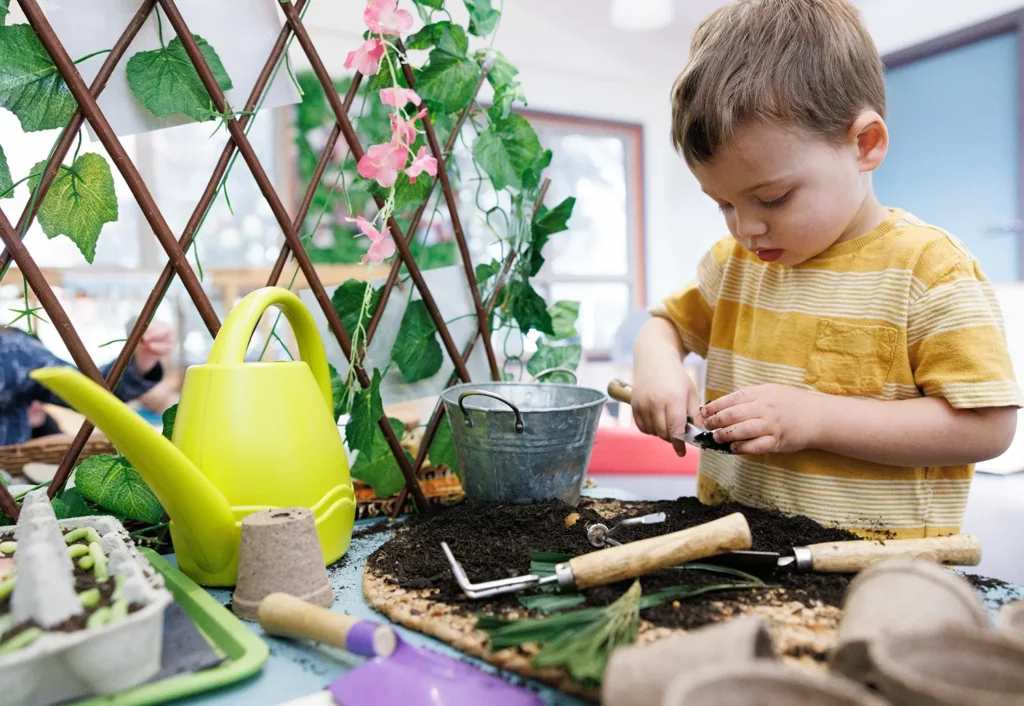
xmin=259 ymin=592 xmax=543 ymax=706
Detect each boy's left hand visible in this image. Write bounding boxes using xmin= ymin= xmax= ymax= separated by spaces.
xmin=134 ymin=322 xmax=175 ymax=375
xmin=701 ymin=384 xmax=819 ymax=455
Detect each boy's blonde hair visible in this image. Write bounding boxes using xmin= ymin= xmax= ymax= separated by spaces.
xmin=671 ymin=0 xmax=886 ymax=166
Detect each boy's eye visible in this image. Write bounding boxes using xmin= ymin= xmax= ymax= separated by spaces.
xmin=758 ymin=192 xmax=790 ymax=209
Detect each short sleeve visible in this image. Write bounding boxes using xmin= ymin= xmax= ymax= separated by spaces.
xmin=908 ymin=258 xmax=1024 ymax=409
xmin=648 ymin=238 xmax=730 ymax=358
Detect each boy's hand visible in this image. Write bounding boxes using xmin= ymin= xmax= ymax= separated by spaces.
xmin=702 ymin=384 xmax=819 ymax=455
xmin=134 ymin=322 xmax=175 ymax=375
xmin=630 ymin=362 xmax=703 ymax=456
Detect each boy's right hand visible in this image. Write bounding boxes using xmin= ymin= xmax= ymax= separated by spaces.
xmin=630 ymin=361 xmax=703 ymax=457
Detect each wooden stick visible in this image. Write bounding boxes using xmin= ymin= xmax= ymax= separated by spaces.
xmin=258 ymin=592 xmax=397 ymax=658
xmin=806 ymin=535 xmax=982 ymax=573
xmin=569 ymin=513 xmax=752 ymax=589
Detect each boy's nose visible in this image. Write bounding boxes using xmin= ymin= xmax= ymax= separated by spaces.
xmin=734 ymin=211 xmax=768 ymax=239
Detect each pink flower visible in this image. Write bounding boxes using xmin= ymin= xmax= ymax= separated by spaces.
xmin=344 ymin=38 xmax=384 ymax=76
xmin=364 ymin=0 xmax=413 ymax=37
xmin=379 ymin=87 xmax=421 ymax=108
xmin=389 ymin=107 xmax=427 ymax=147
xmin=405 ymin=145 xmax=438 ymax=182
xmin=357 ymin=141 xmax=409 ymax=187
xmin=346 ymin=215 xmax=396 ymax=265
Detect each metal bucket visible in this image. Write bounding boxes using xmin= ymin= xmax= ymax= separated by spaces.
xmin=439 ymin=378 xmax=607 ymax=505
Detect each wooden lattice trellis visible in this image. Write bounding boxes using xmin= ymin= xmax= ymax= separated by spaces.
xmin=0 ymin=0 xmax=550 ymax=523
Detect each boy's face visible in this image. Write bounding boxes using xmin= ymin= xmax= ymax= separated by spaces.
xmin=691 ymin=119 xmax=882 ymax=266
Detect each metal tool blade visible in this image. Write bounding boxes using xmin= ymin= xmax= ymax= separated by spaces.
xmin=674 ymin=422 xmax=735 ymax=455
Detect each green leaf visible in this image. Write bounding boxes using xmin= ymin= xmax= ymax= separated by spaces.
xmin=392 ymin=171 xmax=434 ymax=212
xmin=391 ymin=299 xmax=443 ymax=383
xmin=0 ymin=24 xmax=77 ymax=132
xmin=28 ymin=153 xmax=118 ymax=264
xmin=52 ymin=488 xmax=92 ymax=520
xmin=530 ymin=551 xmax=573 ymax=576
xmin=125 ymin=34 xmax=233 ymax=122
xmin=0 ymin=145 xmax=11 ymax=199
xmin=464 ymin=0 xmax=500 ymax=36
xmin=533 ymin=196 xmax=576 ymax=238
xmin=366 ymin=44 xmax=407 ymax=92
xmin=428 ymin=414 xmax=459 ymax=478
xmin=527 ymin=196 xmax=574 ymax=275
xmin=483 ymin=49 xmax=518 ymax=90
xmin=473 ymin=114 xmax=542 ymax=191
xmin=346 ymin=368 xmax=384 ymax=456
xmin=527 ymin=341 xmax=581 ymax=382
xmin=74 ymin=454 xmax=165 ymax=524
xmin=329 ymin=363 xmax=347 ymax=420
xmin=548 ymin=300 xmax=580 ymax=341
xmin=413 ymin=0 xmax=445 ymax=8
xmin=331 ymin=279 xmax=382 ymax=337
xmin=522 ymin=148 xmax=552 ymax=192
xmin=488 ymin=81 xmax=526 ymax=123
xmin=350 ymin=417 xmax=412 ymax=498
xmin=0 ymin=0 xmax=9 ymax=25
xmin=475 ymin=259 xmax=501 ymax=295
xmin=518 ymin=592 xmax=586 ymax=612
xmin=161 ymin=403 xmax=177 ymax=440
xmin=415 ymin=48 xmax=480 ymax=115
xmin=406 ymin=22 xmax=468 ymax=56
xmin=508 ymin=280 xmax=554 ymax=336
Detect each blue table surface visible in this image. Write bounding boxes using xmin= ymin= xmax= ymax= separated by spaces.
xmin=168 ymin=507 xmax=1024 ymax=706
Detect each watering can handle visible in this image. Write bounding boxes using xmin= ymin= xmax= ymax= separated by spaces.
xmin=207 ymin=287 xmax=334 ymax=413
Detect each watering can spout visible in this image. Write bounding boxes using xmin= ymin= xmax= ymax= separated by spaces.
xmin=29 ymin=367 xmax=238 ymax=575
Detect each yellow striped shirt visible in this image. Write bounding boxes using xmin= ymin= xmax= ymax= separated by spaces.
xmin=651 ymin=208 xmax=1023 ymax=538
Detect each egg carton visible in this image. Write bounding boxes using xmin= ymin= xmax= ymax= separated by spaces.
xmin=0 ymin=490 xmax=173 ymax=706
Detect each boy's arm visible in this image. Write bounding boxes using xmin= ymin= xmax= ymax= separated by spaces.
xmin=702 ymin=385 xmax=1015 ymax=466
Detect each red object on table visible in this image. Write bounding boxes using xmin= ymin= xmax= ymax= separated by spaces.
xmin=587 ymin=424 xmax=700 ymax=476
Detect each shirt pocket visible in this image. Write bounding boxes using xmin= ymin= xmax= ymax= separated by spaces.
xmin=805 ymin=320 xmax=897 ymax=397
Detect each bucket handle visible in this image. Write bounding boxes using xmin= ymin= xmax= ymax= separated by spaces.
xmin=206 ymin=287 xmax=333 ymax=414
xmin=532 ymin=367 xmax=578 ymax=384
xmin=457 ymin=390 xmax=525 ymax=434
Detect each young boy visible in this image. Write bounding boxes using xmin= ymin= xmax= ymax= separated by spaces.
xmin=631 ymin=0 xmax=1022 ymax=538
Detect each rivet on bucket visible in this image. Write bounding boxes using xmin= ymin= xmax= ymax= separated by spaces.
xmin=830 ymin=558 xmax=989 ymax=684
xmin=661 ymin=661 xmax=892 ymax=706
xmin=870 ymin=626 xmax=1024 ymax=706
xmin=601 ymin=616 xmax=777 ymax=706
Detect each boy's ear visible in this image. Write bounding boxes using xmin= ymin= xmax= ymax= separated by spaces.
xmin=850 ymin=110 xmax=888 ymax=172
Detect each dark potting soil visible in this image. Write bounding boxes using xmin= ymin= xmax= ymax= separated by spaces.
xmin=366 ymin=497 xmax=864 ymax=632
xmin=963 ymin=572 xmax=1017 ymax=593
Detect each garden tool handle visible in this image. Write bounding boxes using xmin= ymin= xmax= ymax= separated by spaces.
xmin=804 ymin=534 xmax=983 ymax=573
xmin=607 ymin=379 xmax=632 ymax=404
xmin=257 ymin=592 xmax=398 ymax=658
xmin=567 ymin=512 xmax=752 ymax=589
xmin=207 ymin=287 xmax=333 ymax=413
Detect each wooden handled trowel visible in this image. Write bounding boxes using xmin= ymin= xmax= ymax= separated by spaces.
xmin=606 ymin=379 xmax=734 ymax=454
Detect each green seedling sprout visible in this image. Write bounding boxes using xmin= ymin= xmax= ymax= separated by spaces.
xmin=78 ymin=588 xmax=101 ymax=608
xmin=0 ymin=575 xmax=14 ymax=601
xmin=0 ymin=627 xmax=41 ymax=655
xmin=78 ymin=556 xmax=94 ymax=571
xmin=0 ymin=614 xmax=13 ymax=641
xmin=63 ymin=528 xmax=101 ymax=545
xmin=0 ymin=541 xmax=16 ymax=555
xmin=87 ymin=542 xmax=108 ymax=582
xmin=109 ymin=599 xmax=129 ymax=622
xmin=86 ymin=606 xmax=111 ymax=630
xmin=67 ymin=544 xmax=90 ymax=559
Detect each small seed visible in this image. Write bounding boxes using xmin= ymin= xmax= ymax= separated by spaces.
xmin=63 ymin=528 xmax=89 ymax=544
xmin=564 ymin=513 xmax=581 ymax=528
xmin=672 ymin=601 xmax=681 ymax=610
xmin=0 ymin=541 xmax=16 ymax=555
xmin=67 ymin=544 xmax=90 ymax=559
xmin=109 ymin=599 xmax=129 ymax=622
xmin=78 ymin=556 xmax=94 ymax=571
xmin=88 ymin=542 xmax=108 ymax=582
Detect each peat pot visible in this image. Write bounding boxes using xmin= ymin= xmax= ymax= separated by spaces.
xmin=439 ymin=381 xmax=607 ymax=504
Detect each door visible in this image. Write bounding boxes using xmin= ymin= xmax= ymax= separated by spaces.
xmin=875 ymin=32 xmax=1021 ymax=282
